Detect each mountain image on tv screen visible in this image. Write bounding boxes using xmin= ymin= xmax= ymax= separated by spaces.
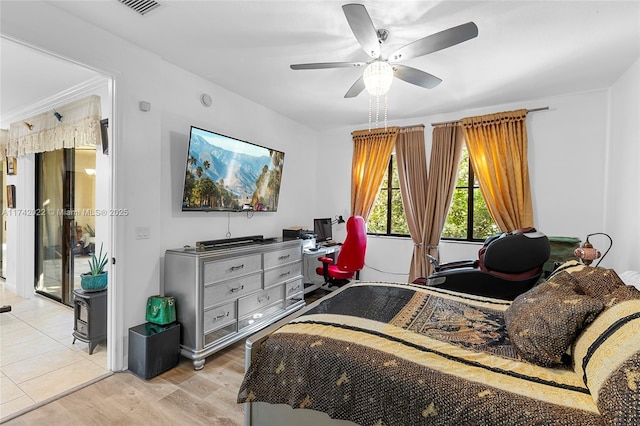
xmin=182 ymin=127 xmax=285 ymax=212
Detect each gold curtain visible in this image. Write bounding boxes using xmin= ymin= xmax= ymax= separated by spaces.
xmin=461 ymin=109 xmax=533 ymax=231
xmin=422 ymin=123 xmax=464 ymax=276
xmin=395 ymin=125 xmax=430 ymax=282
xmin=351 ymin=127 xmax=399 ymax=220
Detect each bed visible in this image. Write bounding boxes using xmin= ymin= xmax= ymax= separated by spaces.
xmin=238 ymin=263 xmax=640 ymax=425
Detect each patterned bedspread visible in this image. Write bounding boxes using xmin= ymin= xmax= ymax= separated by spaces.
xmin=238 ymin=282 xmax=604 ymax=425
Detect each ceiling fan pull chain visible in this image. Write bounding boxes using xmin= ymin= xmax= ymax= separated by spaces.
xmin=376 ymin=94 xmax=381 ymax=128
xmin=384 ymin=94 xmax=388 ymax=130
xmin=368 ymin=95 xmax=372 ymax=131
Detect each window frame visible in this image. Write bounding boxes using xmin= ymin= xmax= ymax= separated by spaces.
xmin=366 ymin=154 xmax=410 ymax=238
xmin=441 ymin=148 xmax=488 ymax=243
xmin=367 ymin=150 xmax=495 ymax=241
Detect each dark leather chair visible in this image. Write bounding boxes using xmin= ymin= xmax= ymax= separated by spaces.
xmin=316 ymin=216 xmax=367 ymax=286
xmin=421 ymin=228 xmax=550 ymax=300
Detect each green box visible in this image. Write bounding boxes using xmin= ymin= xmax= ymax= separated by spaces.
xmin=544 ymin=236 xmax=581 ymax=274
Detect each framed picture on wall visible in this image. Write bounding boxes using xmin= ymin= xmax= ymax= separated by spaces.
xmin=6 ymin=185 xmax=15 ymax=208
xmin=6 ymin=157 xmax=16 ymax=175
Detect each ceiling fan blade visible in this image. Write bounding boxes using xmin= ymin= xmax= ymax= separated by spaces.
xmin=342 ymin=4 xmax=381 ymax=59
xmin=290 ymin=62 xmax=367 ymax=70
xmin=393 ymin=64 xmax=442 ymax=89
xmin=344 ymin=76 xmax=365 ymax=98
xmin=388 ymin=22 xmax=478 ymax=62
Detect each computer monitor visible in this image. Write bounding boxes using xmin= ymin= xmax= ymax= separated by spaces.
xmin=313 ymin=218 xmax=332 ymax=243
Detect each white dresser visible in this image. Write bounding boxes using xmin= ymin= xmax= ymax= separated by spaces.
xmin=164 ymin=238 xmax=305 ymax=369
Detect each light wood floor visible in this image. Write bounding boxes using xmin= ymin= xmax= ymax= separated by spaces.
xmin=4 ymin=340 xmax=247 ymax=425
xmin=3 ymin=288 xmax=329 ymax=425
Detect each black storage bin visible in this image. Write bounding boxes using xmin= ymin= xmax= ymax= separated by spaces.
xmin=128 ymin=322 xmax=180 ymax=379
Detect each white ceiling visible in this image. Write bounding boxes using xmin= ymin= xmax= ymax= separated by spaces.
xmin=2 ymin=1 xmax=639 ymax=130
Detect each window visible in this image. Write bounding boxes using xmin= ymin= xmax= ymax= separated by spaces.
xmin=367 ymin=154 xmax=409 ymax=236
xmin=367 ymin=148 xmax=498 ymax=241
xmin=442 ymin=147 xmax=499 ymax=241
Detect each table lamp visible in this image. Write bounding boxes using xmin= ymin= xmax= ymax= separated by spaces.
xmin=574 ymin=232 xmax=612 ymax=267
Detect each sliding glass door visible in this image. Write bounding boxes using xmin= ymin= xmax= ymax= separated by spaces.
xmin=35 ymin=147 xmax=95 ymax=306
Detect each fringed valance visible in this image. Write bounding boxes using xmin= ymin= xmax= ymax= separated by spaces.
xmin=7 ymin=95 xmax=102 ymax=158
xmin=0 ymin=129 xmax=8 ymax=161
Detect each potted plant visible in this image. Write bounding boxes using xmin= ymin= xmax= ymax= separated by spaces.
xmin=80 ymin=242 xmax=108 ymax=292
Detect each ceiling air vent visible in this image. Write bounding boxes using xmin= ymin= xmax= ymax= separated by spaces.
xmin=118 ymin=0 xmax=162 ymax=16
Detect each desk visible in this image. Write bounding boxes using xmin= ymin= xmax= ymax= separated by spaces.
xmin=302 ymin=245 xmax=341 ymax=294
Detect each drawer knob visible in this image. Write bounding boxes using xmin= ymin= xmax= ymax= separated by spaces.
xmin=279 ymin=271 xmax=291 ymax=278
xmin=229 ymin=264 xmax=244 ymax=272
xmin=278 ymin=254 xmax=290 ymax=260
xmin=257 ymin=295 xmax=271 ymax=303
xmin=289 ymin=285 xmax=300 ymax=293
xmin=230 ymin=285 xmax=244 ymax=293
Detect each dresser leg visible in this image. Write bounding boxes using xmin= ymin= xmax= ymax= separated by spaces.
xmin=193 ymin=359 xmax=205 ymax=370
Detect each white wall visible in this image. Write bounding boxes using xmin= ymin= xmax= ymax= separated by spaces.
xmin=158 ymin=61 xmax=319 ymax=251
xmin=316 ymin=88 xmax=624 ymax=282
xmin=3 ymin=155 xmax=35 ymax=298
xmin=1 ymin=1 xmax=319 ymax=370
xmin=606 ymin=57 xmax=640 ymax=272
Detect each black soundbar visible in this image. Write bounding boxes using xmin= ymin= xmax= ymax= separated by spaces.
xmin=196 ymin=235 xmax=265 ymax=250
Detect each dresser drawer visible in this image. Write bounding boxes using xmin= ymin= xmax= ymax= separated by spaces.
xmin=203 ymin=254 xmax=262 ymax=284
xmin=238 ymin=301 xmax=285 ymax=331
xmin=203 ymin=301 xmax=237 ymax=335
xmin=264 ymin=262 xmax=302 ymax=288
xmin=285 ymin=295 xmax=304 ymax=309
xmin=203 ymin=272 xmax=262 ymax=307
xmin=238 ymin=284 xmax=284 ymax=317
xmin=285 ymin=278 xmax=303 ymax=299
xmin=204 ymin=323 xmax=237 ymax=347
xmin=263 ymin=246 xmax=301 ymax=269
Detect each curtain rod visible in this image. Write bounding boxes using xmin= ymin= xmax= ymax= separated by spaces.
xmin=430 ymin=106 xmax=549 ymax=127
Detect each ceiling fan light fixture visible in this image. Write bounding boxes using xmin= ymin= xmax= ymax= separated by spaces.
xmin=363 ymin=61 xmax=394 ymax=96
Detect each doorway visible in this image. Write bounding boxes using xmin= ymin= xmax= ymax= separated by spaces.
xmin=2 ymin=35 xmax=117 ymax=375
xmin=1 ymin=159 xmax=5 ymax=278
xmin=34 ymin=147 xmax=95 ymax=306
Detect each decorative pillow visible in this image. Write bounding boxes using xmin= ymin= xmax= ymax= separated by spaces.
xmin=570 ymin=267 xmax=627 ymax=300
xmin=602 ymin=285 xmax=640 ymax=307
xmin=546 ymin=259 xmax=587 ymax=280
xmin=504 ymin=271 xmax=604 ymax=366
xmin=572 ymin=299 xmax=640 ymax=423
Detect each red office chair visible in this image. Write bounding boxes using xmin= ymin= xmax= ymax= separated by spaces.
xmin=316 ymin=216 xmax=367 ymax=286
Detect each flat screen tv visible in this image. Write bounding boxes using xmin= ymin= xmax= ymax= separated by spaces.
xmin=182 ymin=126 xmax=285 ymax=212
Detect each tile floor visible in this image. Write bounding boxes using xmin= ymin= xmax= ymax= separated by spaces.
xmin=0 ymin=283 xmax=111 ymax=422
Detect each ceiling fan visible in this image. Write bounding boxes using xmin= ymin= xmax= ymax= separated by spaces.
xmin=290 ymin=3 xmax=478 ymax=98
